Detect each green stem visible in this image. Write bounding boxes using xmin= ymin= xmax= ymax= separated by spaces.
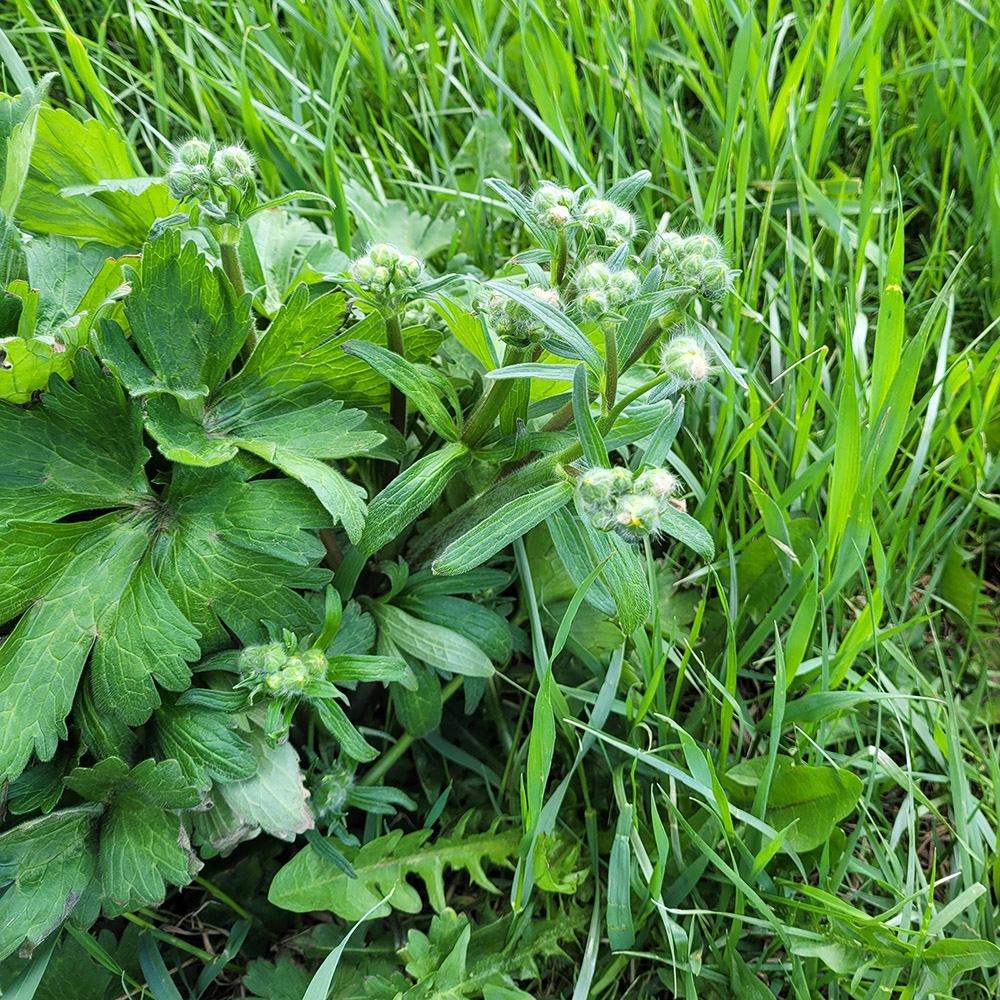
xmin=359 ymin=675 xmax=465 ymax=787
xmin=220 ymin=241 xmax=246 ymax=299
xmin=461 ymin=343 xmax=527 ymax=447
xmin=554 ymin=231 xmax=568 ymax=286
xmin=604 ymin=321 xmax=619 ymax=410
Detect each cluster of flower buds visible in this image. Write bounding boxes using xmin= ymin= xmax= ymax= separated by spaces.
xmin=487 ymin=285 xmax=561 ymax=347
xmin=578 ymin=198 xmax=636 ymax=245
xmin=576 ymin=465 xmax=681 ymax=542
xmin=529 ymin=184 xmax=637 ymax=245
xmin=238 ymin=641 xmax=328 ymax=699
xmin=349 ymin=243 xmax=422 ymax=297
xmin=655 ymin=231 xmax=735 ymax=299
xmin=165 ymin=138 xmax=256 ymax=205
xmin=575 ymin=261 xmax=642 ymax=319
xmin=660 ymin=331 xmax=719 ymax=391
xmin=532 ymin=183 xmax=575 ymax=230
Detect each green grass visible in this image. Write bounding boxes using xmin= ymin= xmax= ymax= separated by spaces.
xmin=1 ymin=0 xmax=998 ymax=997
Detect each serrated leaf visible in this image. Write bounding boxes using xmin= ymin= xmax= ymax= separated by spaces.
xmin=0 ymin=351 xmax=149 ymax=521
xmin=147 ymin=703 xmax=256 ymax=791
xmin=63 ymin=757 xmax=202 ymax=912
xmin=0 ymin=367 xmax=330 ymax=781
xmin=16 ymin=106 xmax=176 ymax=246
xmin=0 ymin=806 xmax=101 ymax=963
xmin=432 ymin=482 xmax=573 ymax=576
xmin=98 ymin=230 xmax=251 ymax=399
xmin=224 ymin=285 xmax=440 ymax=409
xmin=269 ymin=821 xmax=518 ymax=920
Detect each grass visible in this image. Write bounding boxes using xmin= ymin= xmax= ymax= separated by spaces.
xmin=1 ymin=0 xmax=998 ymax=997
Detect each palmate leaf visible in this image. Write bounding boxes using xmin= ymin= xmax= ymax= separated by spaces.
xmin=268 ymin=815 xmax=518 ymax=920
xmin=14 ymin=105 xmax=176 ymax=246
xmin=63 ymin=758 xmax=202 ymax=914
xmin=95 ymin=248 xmax=383 ymax=539
xmin=98 ymin=229 xmax=251 ymax=400
xmin=0 ymin=354 xmax=331 ymax=783
xmin=0 ymin=806 xmax=102 ymax=963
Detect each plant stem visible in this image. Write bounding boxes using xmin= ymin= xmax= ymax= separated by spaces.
xmin=461 ymin=343 xmax=527 ymax=447
xmin=220 ymin=241 xmax=246 ymax=299
xmin=604 ymin=321 xmax=619 ymax=410
xmin=358 ymin=675 xmax=465 ymax=787
xmin=554 ymin=231 xmax=568 ymax=286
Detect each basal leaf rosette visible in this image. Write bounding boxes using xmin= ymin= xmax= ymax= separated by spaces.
xmin=0 ymin=351 xmax=331 ymax=785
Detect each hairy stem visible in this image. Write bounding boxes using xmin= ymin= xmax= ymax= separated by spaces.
xmin=385 ymin=312 xmax=406 ymax=437
xmin=604 ymin=321 xmax=619 ymax=410
xmin=461 ymin=343 xmax=528 ymax=447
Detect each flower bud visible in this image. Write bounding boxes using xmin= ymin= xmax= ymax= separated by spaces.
xmin=661 ymin=335 xmax=716 ymax=386
xmin=610 ymin=467 xmax=634 ymax=494
xmin=579 ymin=198 xmax=617 ymax=230
xmin=576 ymin=261 xmax=612 ymax=292
xmin=579 ymin=289 xmax=609 ymax=319
xmin=608 ymin=268 xmax=640 ymax=305
xmin=680 ymin=253 xmax=707 ymax=280
xmin=240 ymin=643 xmax=287 ymax=680
xmin=608 ymin=206 xmax=636 ymax=244
xmin=635 ymin=467 xmax=680 ymax=500
xmin=528 ymin=286 xmax=561 ymax=310
xmin=700 ymin=261 xmax=734 ymax=298
xmin=350 ymin=255 xmax=376 ymax=285
xmin=177 ymin=138 xmax=212 ymax=166
xmin=538 ymin=204 xmax=572 ymax=230
xmin=312 ymin=765 xmax=354 ymax=820
xmin=656 ymin=231 xmax=686 ymax=264
xmin=265 ymin=671 xmax=285 ymax=693
xmin=614 ymin=493 xmax=661 ymax=537
xmin=682 ymin=233 xmax=723 ymax=259
xmin=532 ymin=183 xmax=575 ymax=211
xmin=369 ymin=243 xmax=399 ymax=268
xmin=577 ymin=467 xmax=618 ymax=504
xmin=165 ymin=164 xmax=196 ymax=200
xmin=372 ymin=265 xmax=392 ymax=290
xmin=302 ymin=648 xmax=328 ymax=678
xmin=397 ymin=255 xmax=422 ymax=283
xmin=280 ymin=660 xmax=308 ymax=693
xmin=211 ymin=146 xmax=256 ymax=188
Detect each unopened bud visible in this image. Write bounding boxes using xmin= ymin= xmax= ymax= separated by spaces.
xmin=614 ymin=494 xmax=661 ymax=536
xmin=369 ymin=243 xmax=399 ymax=268
xmin=302 ymin=648 xmax=328 ymax=678
xmin=177 ymin=138 xmax=212 ymax=167
xmin=532 ymin=183 xmax=575 ymax=211
xmin=635 ymin=468 xmax=680 ymax=500
xmin=577 ymin=262 xmax=612 ymax=292
xmin=682 ymin=233 xmax=723 ymax=259
xmin=608 ymin=268 xmax=640 ymax=305
xmin=580 ymin=198 xmax=617 ymax=231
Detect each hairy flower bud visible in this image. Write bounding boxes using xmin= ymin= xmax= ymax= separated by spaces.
xmin=396 ymin=254 xmax=422 ymax=283
xmin=302 ymin=648 xmax=328 ymax=678
xmin=538 ymin=204 xmax=572 ymax=230
xmin=280 ymin=660 xmax=308 ymax=693
xmin=210 ymin=146 xmax=256 ymax=189
xmin=165 ymin=164 xmax=196 ymax=200
xmin=608 ymin=268 xmax=640 ymax=305
xmin=661 ymin=334 xmax=716 ymax=387
xmin=682 ymin=233 xmax=723 ymax=259
xmin=613 ymin=493 xmax=661 ymax=537
xmin=350 ymin=255 xmax=376 ymax=285
xmin=635 ymin=467 xmax=680 ymax=500
xmin=576 ymin=261 xmax=612 ymax=292
xmin=532 ymin=183 xmax=575 ymax=212
xmin=700 ymin=260 xmax=735 ymax=298
xmin=579 ymin=198 xmax=617 ymax=231
xmin=177 ymin=138 xmax=212 ymax=167
xmin=265 ymin=671 xmax=285 ymax=693
xmin=577 ymin=467 xmax=618 ymax=504
xmin=369 ymin=243 xmax=399 ymax=268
